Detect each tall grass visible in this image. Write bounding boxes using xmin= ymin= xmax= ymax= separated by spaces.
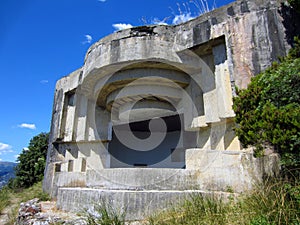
xmin=148 ymin=179 xmax=300 ymax=225
xmin=85 ymin=199 xmax=126 ymax=225
xmin=244 ymin=180 xmax=300 ymax=225
xmin=189 ymin=0 xmax=216 ymax=15
xmin=141 ymin=0 xmax=217 ymax=25
xmin=171 ymin=0 xmax=216 ymax=24
xmin=0 ymin=187 xmax=11 ymax=213
xmin=148 ymin=194 xmax=240 ymax=225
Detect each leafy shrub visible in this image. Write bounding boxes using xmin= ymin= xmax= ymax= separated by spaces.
xmin=233 ymin=37 xmax=300 ymax=177
xmin=12 ymin=132 xmax=49 ymax=188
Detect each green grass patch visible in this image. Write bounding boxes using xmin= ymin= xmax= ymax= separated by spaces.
xmin=13 ymin=181 xmax=50 ymax=202
xmin=148 ymin=179 xmax=300 ymax=225
xmin=84 ymin=199 xmax=126 ymax=225
xmin=0 ymin=182 xmax=50 ymax=224
xmin=0 ymin=187 xmax=11 ymax=213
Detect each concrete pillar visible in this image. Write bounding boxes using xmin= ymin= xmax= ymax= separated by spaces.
xmin=75 ymin=94 xmax=88 ymax=141
xmin=95 ymin=106 xmax=111 ymax=141
xmin=87 ymin=100 xmax=97 ymax=141
xmin=210 ymin=121 xmax=226 ymax=150
xmin=51 ymin=89 xmax=64 ymax=141
xmin=64 ymin=94 xmax=76 ymax=142
xmin=213 ymin=44 xmax=235 ymax=119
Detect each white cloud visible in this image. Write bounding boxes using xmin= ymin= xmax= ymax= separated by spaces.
xmin=152 ymin=18 xmax=168 ymax=25
xmin=112 ymin=23 xmax=133 ymax=31
xmin=0 ymin=143 xmax=13 ymax=155
xmin=14 ymin=154 xmax=20 ymax=159
xmin=0 ymin=143 xmax=11 ymax=152
xmin=172 ymin=13 xmax=195 ymax=25
xmin=18 ymin=123 xmax=36 ymax=130
xmin=82 ymin=34 xmax=93 ymax=44
xmin=40 ymin=80 xmax=49 ymax=84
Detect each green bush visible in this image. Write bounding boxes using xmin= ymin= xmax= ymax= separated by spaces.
xmin=233 ymin=37 xmax=300 ymax=177
xmin=12 ymin=132 xmax=49 ymax=188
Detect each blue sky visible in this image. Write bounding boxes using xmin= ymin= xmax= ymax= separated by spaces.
xmin=0 ymin=0 xmax=234 ymax=162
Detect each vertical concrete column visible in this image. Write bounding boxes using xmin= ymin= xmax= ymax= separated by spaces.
xmin=85 ymin=142 xmax=109 ymax=171
xmin=224 ymin=119 xmax=241 ymax=150
xmin=213 ymin=43 xmax=235 ymax=119
xmin=73 ymin=151 xmax=86 ymax=172
xmin=51 ymin=88 xmax=64 ymax=141
xmin=95 ymin=106 xmax=111 ymax=141
xmin=210 ymin=121 xmax=226 ymax=150
xmin=182 ymin=84 xmax=196 ymax=130
xmin=75 ymin=93 xmax=88 ymax=141
xmin=64 ymin=94 xmax=76 ymax=142
xmin=202 ymin=89 xmax=220 ymax=123
xmin=88 ymin=148 xmax=104 ymax=170
xmin=87 ymin=99 xmax=98 ymax=141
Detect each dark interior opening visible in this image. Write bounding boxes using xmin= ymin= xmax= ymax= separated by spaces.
xmin=108 ymin=114 xmax=187 ymax=168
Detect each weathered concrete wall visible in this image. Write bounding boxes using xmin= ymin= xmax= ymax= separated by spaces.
xmin=43 ymin=0 xmax=298 ymax=220
xmin=57 ymin=188 xmax=233 ymax=221
xmin=56 ymin=150 xmax=279 ymax=220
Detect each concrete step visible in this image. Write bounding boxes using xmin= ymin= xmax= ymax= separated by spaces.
xmin=57 ymin=187 xmax=235 ymax=221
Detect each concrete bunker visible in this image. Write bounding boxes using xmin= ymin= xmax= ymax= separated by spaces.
xmin=43 ymin=0 xmax=295 ymax=220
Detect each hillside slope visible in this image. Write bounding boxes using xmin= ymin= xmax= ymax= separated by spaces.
xmin=0 ymin=162 xmax=17 ymax=188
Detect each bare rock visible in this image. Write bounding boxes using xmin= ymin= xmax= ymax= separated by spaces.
xmin=15 ymin=199 xmax=86 ymax=225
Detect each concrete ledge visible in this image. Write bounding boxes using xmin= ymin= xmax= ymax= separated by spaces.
xmin=86 ymin=168 xmax=199 ymax=190
xmin=57 ymin=188 xmax=236 ymax=221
